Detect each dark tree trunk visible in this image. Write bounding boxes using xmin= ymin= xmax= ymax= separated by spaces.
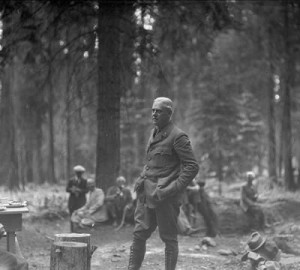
xmin=266 ymin=27 xmax=277 ymax=187
xmin=282 ymin=0 xmax=294 ymax=191
xmin=47 ymin=44 xmax=57 ymax=184
xmin=136 ymin=4 xmax=150 ymax=171
xmin=7 ymin=64 xmax=20 ymax=190
xmin=65 ymin=31 xmax=72 ymax=181
xmin=96 ymin=2 xmax=122 ymax=191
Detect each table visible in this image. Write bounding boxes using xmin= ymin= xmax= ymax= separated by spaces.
xmin=0 ymin=206 xmax=29 ymax=253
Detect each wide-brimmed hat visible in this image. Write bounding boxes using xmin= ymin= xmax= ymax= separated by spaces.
xmin=247 ymin=231 xmax=266 ymax=251
xmin=73 ymin=165 xmax=85 ymax=172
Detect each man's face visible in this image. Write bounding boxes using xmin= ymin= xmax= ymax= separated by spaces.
xmin=88 ymin=182 xmax=95 ymax=191
xmin=75 ymin=172 xmax=83 ymax=178
xmin=152 ymin=102 xmax=171 ymax=129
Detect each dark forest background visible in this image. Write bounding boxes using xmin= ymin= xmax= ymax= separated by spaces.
xmin=0 ymin=0 xmax=299 ymax=192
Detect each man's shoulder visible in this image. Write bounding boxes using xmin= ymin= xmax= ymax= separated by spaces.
xmin=107 ymin=185 xmax=117 ymax=192
xmin=169 ymin=124 xmax=187 ymax=138
xmin=95 ymin=187 xmax=104 ymax=193
xmin=123 ymin=187 xmax=132 ymax=193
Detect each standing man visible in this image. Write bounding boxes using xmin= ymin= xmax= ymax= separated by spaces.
xmin=66 ymin=165 xmax=89 ymax=231
xmin=128 ymin=97 xmax=199 ymax=270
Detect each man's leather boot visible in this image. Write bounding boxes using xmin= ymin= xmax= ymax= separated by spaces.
xmin=165 ymin=246 xmax=178 ymax=270
xmin=128 ymin=239 xmax=146 ymax=270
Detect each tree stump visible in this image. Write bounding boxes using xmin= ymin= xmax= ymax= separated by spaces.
xmin=50 ymin=241 xmax=88 ymax=270
xmin=54 ymin=233 xmax=92 ymax=270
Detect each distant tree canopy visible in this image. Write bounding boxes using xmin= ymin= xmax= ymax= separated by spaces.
xmin=0 ymin=0 xmax=300 ymax=192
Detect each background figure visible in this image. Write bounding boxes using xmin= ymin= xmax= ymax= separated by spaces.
xmin=128 ymin=97 xmax=199 ymax=270
xmin=66 ymin=165 xmax=88 ymax=231
xmin=71 ymin=178 xmax=107 ymax=228
xmin=177 ymin=206 xmax=200 ymax=236
xmin=105 ymin=176 xmax=133 ymax=226
xmin=240 ymin=171 xmax=268 ymax=231
xmin=197 ymin=180 xmax=219 ymax=237
xmin=186 ymin=179 xmax=219 ymax=237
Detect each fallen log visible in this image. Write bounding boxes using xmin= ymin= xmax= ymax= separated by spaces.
xmin=50 ymin=241 xmax=88 ymax=270
xmin=211 ymin=198 xmax=300 ymax=234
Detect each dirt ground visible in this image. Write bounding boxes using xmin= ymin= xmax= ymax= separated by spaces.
xmin=10 ymin=215 xmax=300 ymax=270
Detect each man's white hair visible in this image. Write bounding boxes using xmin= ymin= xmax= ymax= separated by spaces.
xmin=246 ymin=171 xmax=255 ymax=179
xmin=153 ymin=97 xmax=173 ymax=114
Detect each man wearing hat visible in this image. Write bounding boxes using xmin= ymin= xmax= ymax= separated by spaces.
xmin=66 ymin=165 xmax=88 ymax=231
xmin=127 ymin=97 xmax=199 ymax=270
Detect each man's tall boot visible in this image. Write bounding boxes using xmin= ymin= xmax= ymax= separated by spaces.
xmin=165 ymin=245 xmax=178 ymax=270
xmin=128 ymin=238 xmax=146 ymax=270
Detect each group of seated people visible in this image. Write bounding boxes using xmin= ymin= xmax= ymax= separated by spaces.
xmin=66 ymin=165 xmax=134 ymax=231
xmin=67 ymin=165 xmax=221 ymax=235
xmin=67 ymin=165 xmax=269 ymax=235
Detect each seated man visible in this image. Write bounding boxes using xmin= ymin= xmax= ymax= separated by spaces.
xmin=240 ymin=172 xmax=269 ymax=230
xmin=105 ymin=176 xmax=133 ymax=226
xmin=71 ymin=178 xmax=108 ymax=228
xmin=177 ymin=205 xmax=200 ymax=236
xmin=0 ymin=223 xmax=28 ymax=270
xmin=185 ymin=179 xmax=219 ymax=237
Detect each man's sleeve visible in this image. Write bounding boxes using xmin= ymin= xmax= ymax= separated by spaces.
xmin=88 ymin=189 xmax=105 ymax=214
xmin=173 ymin=133 xmax=199 ymax=191
xmin=156 ymin=133 xmax=199 ymax=201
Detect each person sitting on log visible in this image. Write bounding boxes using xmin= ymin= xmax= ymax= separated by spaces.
xmin=177 ymin=205 xmax=201 ymax=236
xmin=184 ymin=178 xmax=219 ymax=237
xmin=0 ymin=223 xmax=29 ymax=270
xmin=240 ymin=171 xmax=270 ymax=230
xmin=71 ymin=178 xmax=108 ymax=229
xmin=105 ymin=176 xmax=133 ymax=227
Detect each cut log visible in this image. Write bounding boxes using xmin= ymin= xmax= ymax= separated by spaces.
xmin=50 ymin=241 xmax=87 ymax=270
xmin=213 ymin=198 xmax=300 ymax=234
xmin=54 ymin=233 xmax=91 ymax=270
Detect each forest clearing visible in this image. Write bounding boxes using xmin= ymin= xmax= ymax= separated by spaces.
xmin=1 ymin=1 xmax=300 ymax=270
xmin=1 ymin=183 xmax=300 ymax=270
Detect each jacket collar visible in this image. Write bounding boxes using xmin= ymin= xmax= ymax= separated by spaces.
xmin=147 ymin=122 xmax=174 ymax=150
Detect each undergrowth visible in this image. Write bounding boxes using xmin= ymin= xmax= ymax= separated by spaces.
xmin=0 ymin=183 xmax=69 ymax=220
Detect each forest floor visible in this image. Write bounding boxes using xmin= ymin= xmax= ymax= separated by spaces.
xmin=1 ymin=183 xmax=300 ymax=269
xmin=10 ymin=211 xmax=300 ymax=270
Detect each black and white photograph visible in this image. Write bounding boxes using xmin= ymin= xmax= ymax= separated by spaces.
xmin=0 ymin=0 xmax=300 ymax=269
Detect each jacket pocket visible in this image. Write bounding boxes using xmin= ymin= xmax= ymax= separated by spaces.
xmin=151 ymin=147 xmax=172 ymax=167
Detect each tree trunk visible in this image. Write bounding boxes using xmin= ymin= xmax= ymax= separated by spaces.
xmin=266 ymin=26 xmax=277 ymax=187
xmin=47 ymin=44 xmax=57 ymax=184
xmin=50 ymin=241 xmax=88 ymax=270
xmin=96 ymin=3 xmax=122 ymax=191
xmin=54 ymin=233 xmax=92 ymax=270
xmin=282 ymin=1 xmax=294 ymax=191
xmin=7 ymin=62 xmax=20 ymax=190
xmin=65 ymin=31 xmax=72 ymax=181
xmin=136 ymin=5 xmax=150 ymax=171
